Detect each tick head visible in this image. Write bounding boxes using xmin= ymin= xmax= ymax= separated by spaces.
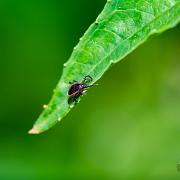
xmin=79 ymin=83 xmax=86 ymax=89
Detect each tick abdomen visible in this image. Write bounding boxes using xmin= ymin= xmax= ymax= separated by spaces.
xmin=68 ymin=83 xmax=81 ymax=96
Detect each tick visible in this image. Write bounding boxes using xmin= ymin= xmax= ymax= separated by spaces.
xmin=68 ymin=75 xmax=95 ymax=104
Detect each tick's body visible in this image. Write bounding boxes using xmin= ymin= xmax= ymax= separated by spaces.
xmin=68 ymin=75 xmax=94 ymax=104
xmin=68 ymin=83 xmax=84 ymax=97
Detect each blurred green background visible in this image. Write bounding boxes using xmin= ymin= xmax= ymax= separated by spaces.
xmin=0 ymin=0 xmax=180 ymax=179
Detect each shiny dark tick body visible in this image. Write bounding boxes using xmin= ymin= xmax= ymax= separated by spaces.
xmin=68 ymin=75 xmax=95 ymax=104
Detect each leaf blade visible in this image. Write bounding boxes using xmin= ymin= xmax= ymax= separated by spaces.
xmin=29 ymin=0 xmax=180 ymax=134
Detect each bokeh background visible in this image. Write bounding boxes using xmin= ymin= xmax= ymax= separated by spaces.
xmin=0 ymin=0 xmax=180 ymax=179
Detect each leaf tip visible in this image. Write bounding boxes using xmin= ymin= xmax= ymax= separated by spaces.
xmin=28 ymin=127 xmax=39 ymax=135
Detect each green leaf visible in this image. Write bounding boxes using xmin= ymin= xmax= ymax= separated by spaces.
xmin=29 ymin=0 xmax=180 ymax=134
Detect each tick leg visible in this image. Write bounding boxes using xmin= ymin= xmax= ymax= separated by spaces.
xmin=85 ymin=84 xmax=95 ymax=88
xmin=75 ymin=98 xmax=78 ymax=104
xmin=68 ymin=96 xmax=73 ymax=104
xmin=81 ymin=90 xmax=87 ymax=96
xmin=74 ymin=92 xmax=83 ymax=104
xmin=73 ymin=96 xmax=79 ymax=105
xmin=68 ymin=96 xmax=78 ymax=104
xmin=82 ymin=84 xmax=98 ymax=91
xmin=69 ymin=80 xmax=77 ymax=84
xmin=82 ymin=75 xmax=93 ymax=83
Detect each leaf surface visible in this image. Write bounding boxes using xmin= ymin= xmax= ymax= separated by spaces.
xmin=29 ymin=0 xmax=180 ymax=134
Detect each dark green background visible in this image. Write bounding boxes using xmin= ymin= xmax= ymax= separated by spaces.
xmin=0 ymin=0 xmax=180 ymax=179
